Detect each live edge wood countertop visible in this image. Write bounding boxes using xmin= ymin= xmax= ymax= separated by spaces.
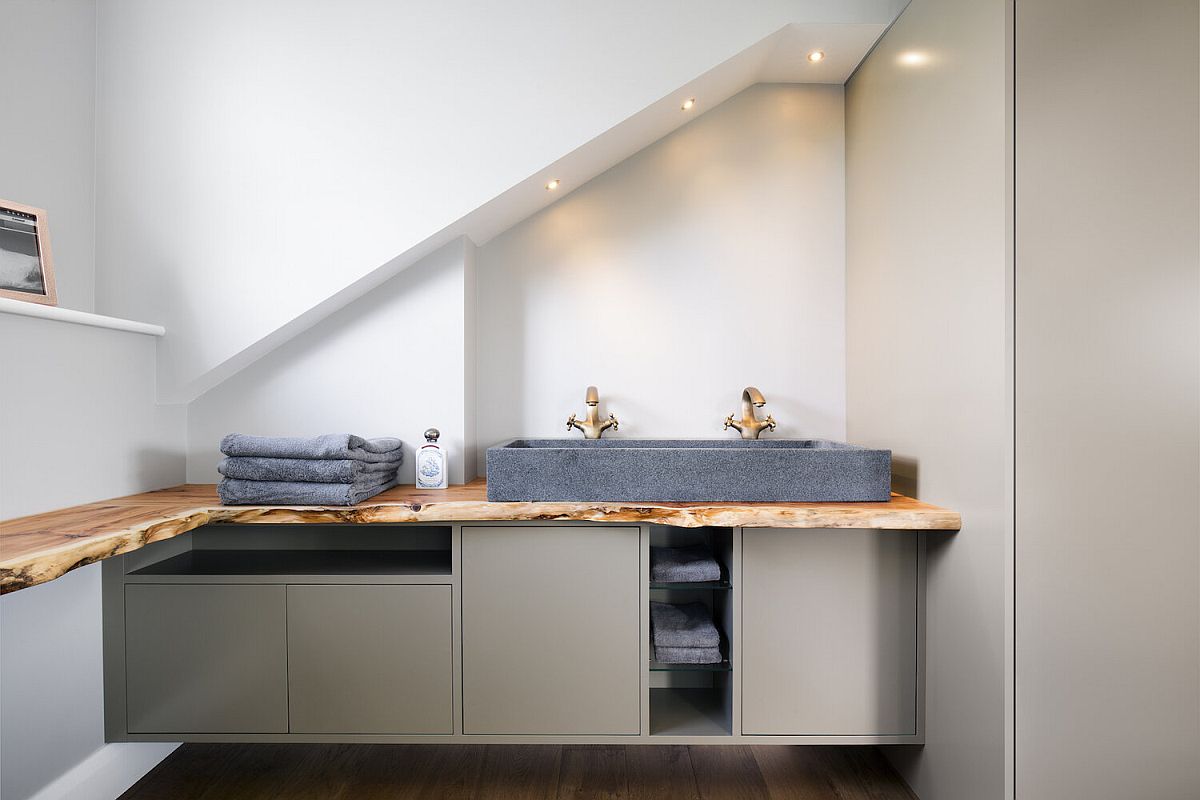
xmin=0 ymin=479 xmax=960 ymax=594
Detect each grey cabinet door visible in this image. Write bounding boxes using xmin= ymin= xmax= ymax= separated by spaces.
xmin=741 ymin=529 xmax=918 ymax=736
xmin=461 ymin=526 xmax=641 ymax=735
xmin=126 ymin=584 xmax=288 ymax=733
xmin=286 ymin=584 xmax=453 ymax=734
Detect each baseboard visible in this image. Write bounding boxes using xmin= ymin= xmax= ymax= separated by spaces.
xmin=27 ymin=742 xmax=179 ymax=800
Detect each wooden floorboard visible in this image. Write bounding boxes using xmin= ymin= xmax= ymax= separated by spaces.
xmin=192 ymin=744 xmax=311 ymax=800
xmin=119 ymin=744 xmax=917 ymax=800
xmin=121 ymin=743 xmax=240 ymax=800
xmin=625 ymin=744 xmax=701 ymax=800
xmin=349 ymin=744 xmax=487 ymax=800
xmin=814 ymin=747 xmax=919 ymax=800
xmin=556 ymin=745 xmax=629 ymax=799
xmin=471 ymin=745 xmax=564 ymax=800
xmin=750 ymin=745 xmax=842 ymax=800
xmin=687 ymin=746 xmax=771 ymax=800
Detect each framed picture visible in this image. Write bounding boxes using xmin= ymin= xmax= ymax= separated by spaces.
xmin=0 ymin=200 xmax=57 ymax=306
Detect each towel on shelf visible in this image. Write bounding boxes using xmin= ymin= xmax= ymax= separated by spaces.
xmin=220 ymin=433 xmax=404 ymax=463
xmin=218 ymin=456 xmax=401 ymax=484
xmin=217 ymin=475 xmax=400 ymax=506
xmin=649 ymin=601 xmax=720 ymax=648
xmin=653 ymin=644 xmax=723 ymax=665
xmin=650 ymin=544 xmax=722 ymax=583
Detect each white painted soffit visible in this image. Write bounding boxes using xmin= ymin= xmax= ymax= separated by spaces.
xmin=171 ymin=22 xmax=886 ymax=404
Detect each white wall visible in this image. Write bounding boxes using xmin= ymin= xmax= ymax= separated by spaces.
xmin=187 ymin=238 xmax=477 ymax=483
xmin=0 ymin=0 xmax=97 ymax=312
xmin=188 ymin=83 xmax=847 ymax=482
xmin=476 ymin=83 xmax=846 ymax=466
xmin=845 ymin=0 xmax=1010 ymax=798
xmin=1014 ymin=1 xmax=1200 ymax=797
xmin=92 ymin=0 xmax=904 ymax=401
xmin=0 ymin=319 xmax=185 ymax=518
xmin=0 ymin=313 xmax=186 ymax=800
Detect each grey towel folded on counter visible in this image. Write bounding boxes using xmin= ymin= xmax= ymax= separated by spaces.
xmin=218 ymin=456 xmax=401 ymax=483
xmin=217 ymin=475 xmax=399 ymax=506
xmin=650 ymin=544 xmax=722 ymax=583
xmin=653 ymin=645 xmax=723 ymax=665
xmin=220 ymin=433 xmax=404 ymax=463
xmin=650 ymin=601 xmax=720 ymax=648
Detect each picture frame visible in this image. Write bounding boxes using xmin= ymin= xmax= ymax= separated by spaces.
xmin=0 ymin=199 xmax=57 ymax=306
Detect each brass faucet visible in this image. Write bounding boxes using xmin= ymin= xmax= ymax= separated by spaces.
xmin=567 ymin=385 xmax=619 ymax=439
xmin=724 ymin=386 xmax=777 ymax=439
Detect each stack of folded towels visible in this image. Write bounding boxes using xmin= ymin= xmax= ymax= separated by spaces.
xmin=650 ymin=544 xmax=722 ymax=583
xmin=650 ymin=601 xmax=722 ymax=664
xmin=217 ymin=433 xmax=404 ymax=506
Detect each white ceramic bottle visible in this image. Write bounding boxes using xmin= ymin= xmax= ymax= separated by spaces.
xmin=415 ymin=428 xmax=448 ymax=489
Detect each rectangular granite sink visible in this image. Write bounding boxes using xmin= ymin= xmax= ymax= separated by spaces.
xmin=485 ymin=439 xmax=892 ymax=503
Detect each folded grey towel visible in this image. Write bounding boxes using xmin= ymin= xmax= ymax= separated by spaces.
xmin=650 ymin=601 xmax=720 ymax=648
xmin=218 ymin=456 xmax=402 ymax=483
xmin=654 ymin=645 xmax=723 ymax=664
xmin=650 ymin=545 xmax=722 ymax=583
xmin=220 ymin=433 xmax=404 ymax=463
xmin=217 ymin=475 xmax=399 ymax=506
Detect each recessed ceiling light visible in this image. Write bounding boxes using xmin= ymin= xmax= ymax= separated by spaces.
xmin=545 ymin=179 xmax=560 ymax=191
xmin=807 ymin=50 xmax=825 ymax=63
xmin=681 ymin=97 xmax=696 ymax=111
xmin=899 ymin=51 xmax=929 ymax=66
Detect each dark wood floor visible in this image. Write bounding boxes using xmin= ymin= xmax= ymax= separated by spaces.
xmin=119 ymin=744 xmax=917 ymax=800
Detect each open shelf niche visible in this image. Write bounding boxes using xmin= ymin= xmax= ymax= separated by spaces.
xmin=124 ymin=524 xmax=453 ymax=580
xmin=648 ymin=525 xmax=734 ymax=736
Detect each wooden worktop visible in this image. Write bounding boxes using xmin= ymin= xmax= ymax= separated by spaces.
xmin=0 ymin=479 xmax=960 ymax=594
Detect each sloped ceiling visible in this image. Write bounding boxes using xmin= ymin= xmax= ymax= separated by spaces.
xmin=91 ymin=3 xmax=902 ymax=403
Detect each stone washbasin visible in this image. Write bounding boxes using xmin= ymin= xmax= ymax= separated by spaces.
xmin=485 ymin=439 xmax=892 ymax=503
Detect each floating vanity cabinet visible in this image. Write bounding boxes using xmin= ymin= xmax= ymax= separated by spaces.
xmin=286 ymin=585 xmax=453 ymax=734
xmin=98 ymin=510 xmax=942 ymax=744
xmin=125 ymin=584 xmax=288 ymax=734
xmin=460 ymin=525 xmax=641 ymax=735
xmin=107 ymin=524 xmax=456 ymax=740
xmin=741 ymin=529 xmax=920 ymax=736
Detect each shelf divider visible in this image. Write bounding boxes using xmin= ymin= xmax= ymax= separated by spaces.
xmin=649 ymin=579 xmax=731 ymax=591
